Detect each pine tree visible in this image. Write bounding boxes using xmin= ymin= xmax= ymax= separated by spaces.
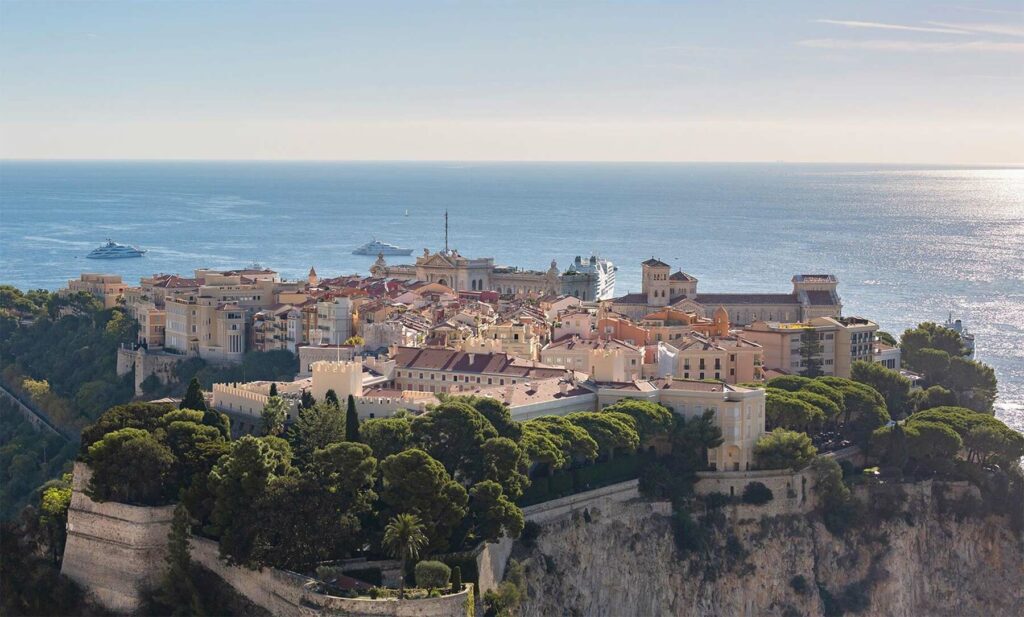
xmin=325 ymin=389 xmax=341 ymax=408
xmin=346 ymin=394 xmax=360 ymax=442
xmin=155 ymin=504 xmax=204 ymax=614
xmin=180 ymin=378 xmax=208 ymax=412
xmin=799 ymin=328 xmax=825 ymax=378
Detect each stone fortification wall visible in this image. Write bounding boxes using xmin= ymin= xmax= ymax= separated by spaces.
xmin=192 ymin=537 xmax=472 ymax=617
xmin=117 ymin=347 xmax=184 ymax=395
xmin=695 ymin=468 xmax=817 ymax=516
xmin=521 ymin=479 xmax=667 ymax=525
xmin=60 ymin=462 xmax=176 ymax=612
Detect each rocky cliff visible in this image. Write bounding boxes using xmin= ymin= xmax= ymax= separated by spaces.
xmin=514 ymin=482 xmax=1024 ymax=617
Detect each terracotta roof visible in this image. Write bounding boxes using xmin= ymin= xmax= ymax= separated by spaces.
xmin=543 ymin=337 xmax=640 ymax=352
xmin=642 ymin=258 xmax=670 ymax=268
xmin=694 ymin=293 xmax=798 ymax=305
xmin=470 ymin=377 xmax=593 ymax=407
xmin=393 ymin=347 xmax=564 ymax=378
xmin=669 ymin=270 xmax=697 ymax=282
xmin=613 ymin=293 xmax=648 ymax=304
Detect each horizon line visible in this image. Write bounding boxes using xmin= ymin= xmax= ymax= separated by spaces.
xmin=2 ymin=158 xmax=1022 ymax=168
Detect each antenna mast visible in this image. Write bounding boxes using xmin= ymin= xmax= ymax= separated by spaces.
xmin=444 ymin=210 xmax=449 ymax=253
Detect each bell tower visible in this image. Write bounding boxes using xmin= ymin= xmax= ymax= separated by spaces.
xmin=642 ymin=258 xmax=671 ymax=307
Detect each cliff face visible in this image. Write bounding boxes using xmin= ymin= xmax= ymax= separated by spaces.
xmin=516 ymin=483 xmax=1024 ymax=617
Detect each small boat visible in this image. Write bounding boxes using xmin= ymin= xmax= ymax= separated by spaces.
xmin=404 ymin=209 xmax=409 ymax=217
xmin=86 ymin=239 xmax=146 ymax=259
xmin=352 ymin=239 xmax=413 ymax=256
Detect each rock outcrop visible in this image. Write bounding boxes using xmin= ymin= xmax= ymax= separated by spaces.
xmin=515 ymin=482 xmax=1024 ymax=617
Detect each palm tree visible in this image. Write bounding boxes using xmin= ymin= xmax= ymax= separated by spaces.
xmin=382 ymin=513 xmax=428 ymax=599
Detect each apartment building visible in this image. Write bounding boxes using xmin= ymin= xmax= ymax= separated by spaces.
xmin=63 ymin=273 xmax=127 ymax=309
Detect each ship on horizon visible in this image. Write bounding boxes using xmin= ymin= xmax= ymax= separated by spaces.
xmin=86 ymin=239 xmax=147 ymax=259
xmin=352 ymin=239 xmax=413 ymax=256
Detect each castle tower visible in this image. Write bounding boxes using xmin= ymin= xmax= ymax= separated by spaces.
xmin=713 ymin=305 xmax=730 ymax=337
xmin=641 ymin=258 xmax=671 ymax=307
xmin=311 ymin=360 xmax=363 ymax=401
xmin=308 ymin=266 xmax=318 ymax=287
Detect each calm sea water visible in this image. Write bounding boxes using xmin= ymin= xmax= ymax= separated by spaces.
xmin=1 ymin=162 xmax=1021 ymax=430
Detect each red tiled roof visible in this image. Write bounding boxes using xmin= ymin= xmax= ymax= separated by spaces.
xmin=694 ymin=293 xmax=798 ymax=305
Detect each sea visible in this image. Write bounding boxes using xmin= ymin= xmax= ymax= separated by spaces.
xmin=0 ymin=162 xmax=1021 ymax=431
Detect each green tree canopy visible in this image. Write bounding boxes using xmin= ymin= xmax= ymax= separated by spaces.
xmin=525 ymin=416 xmax=598 ymax=462
xmin=80 ymin=401 xmax=177 ymax=451
xmin=288 ymin=401 xmax=345 ymax=465
xmin=180 ymin=378 xmax=208 ymax=412
xmin=910 ymin=385 xmax=957 ymax=413
xmin=411 ymin=401 xmax=498 ymax=481
xmin=208 ymin=435 xmax=295 ymax=566
xmin=765 ymin=391 xmax=825 ymax=432
xmin=851 ymin=360 xmax=911 ymax=417
xmin=481 ymin=437 xmax=530 ymax=499
xmin=565 ymin=411 xmax=639 ymax=459
xmin=519 ymin=423 xmax=568 ymax=474
xmin=379 ymin=449 xmax=468 ymax=553
xmin=753 ymin=429 xmax=817 ymax=471
xmin=600 ymin=399 xmax=675 ymax=443
xmin=766 ymin=375 xmax=814 ymax=392
xmin=260 ymin=395 xmax=288 ymax=437
xmin=467 ymin=480 xmax=524 ymax=544
xmin=87 ymin=428 xmax=176 ymax=505
xmin=360 ymin=415 xmax=413 ymax=459
xmin=345 ymin=395 xmax=360 ymax=442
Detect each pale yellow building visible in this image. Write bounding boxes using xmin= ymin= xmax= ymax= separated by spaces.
xmin=742 ymin=316 xmax=877 ymax=378
xmin=540 ymin=337 xmax=643 ymax=382
xmin=64 ymin=273 xmax=127 ymax=309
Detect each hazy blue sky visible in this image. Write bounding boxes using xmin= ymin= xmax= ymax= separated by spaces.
xmin=1 ymin=1 xmax=1021 ymax=163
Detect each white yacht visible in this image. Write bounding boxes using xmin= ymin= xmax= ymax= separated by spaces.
xmin=86 ymin=240 xmax=147 ymax=259
xmin=352 ymin=239 xmax=413 ymax=256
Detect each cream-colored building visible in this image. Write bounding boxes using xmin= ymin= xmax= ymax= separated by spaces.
xmin=540 ymin=337 xmax=643 ymax=382
xmin=315 ymin=297 xmax=354 ymax=345
xmin=64 ymin=273 xmax=127 ymax=309
xmin=480 ymin=319 xmax=543 ymax=361
xmin=667 ymin=332 xmax=764 ymax=384
xmin=391 ymin=346 xmax=566 ymax=394
xmin=597 ymin=379 xmax=766 ymax=471
xmin=612 ymin=259 xmax=842 ymax=325
xmin=164 ymin=294 xmax=246 ymax=363
xmin=742 ymin=316 xmax=877 ymax=378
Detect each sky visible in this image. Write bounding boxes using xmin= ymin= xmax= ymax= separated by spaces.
xmin=0 ymin=1 xmax=1022 ymax=164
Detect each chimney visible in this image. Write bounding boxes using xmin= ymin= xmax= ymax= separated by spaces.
xmin=504 ymin=384 xmax=515 ymax=403
xmin=468 ymin=352 xmax=476 ymax=364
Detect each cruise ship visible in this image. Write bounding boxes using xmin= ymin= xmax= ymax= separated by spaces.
xmin=86 ymin=240 xmax=147 ymax=259
xmin=352 ymin=240 xmax=413 ymax=256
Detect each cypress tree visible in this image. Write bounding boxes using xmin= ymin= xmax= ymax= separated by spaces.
xmin=325 ymin=389 xmax=341 ymax=408
xmin=450 ymin=565 xmax=462 ymax=594
xmin=300 ymin=390 xmax=315 ymax=409
xmin=346 ymin=394 xmax=360 ymax=442
xmin=269 ymin=382 xmax=278 ymax=397
xmin=180 ymin=377 xmax=208 ymax=412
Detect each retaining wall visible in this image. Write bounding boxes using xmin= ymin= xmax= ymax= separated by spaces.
xmin=60 ymin=462 xmax=176 ymax=613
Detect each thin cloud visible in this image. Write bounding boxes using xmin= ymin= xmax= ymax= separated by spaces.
xmin=927 ymin=22 xmax=1024 ymax=37
xmin=953 ymin=6 xmax=1023 ymax=17
xmin=798 ymin=38 xmax=1024 ymax=53
xmin=815 ymin=19 xmax=969 ymax=34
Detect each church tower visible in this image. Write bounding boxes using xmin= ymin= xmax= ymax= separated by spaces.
xmin=641 ymin=258 xmax=671 ymax=307
xmin=713 ymin=305 xmax=730 ymax=337
xmin=308 ymin=266 xmax=318 ymax=288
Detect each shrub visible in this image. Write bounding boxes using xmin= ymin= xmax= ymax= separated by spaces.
xmin=520 ymin=521 xmax=542 ymax=548
xmin=741 ymin=482 xmax=774 ymax=505
xmin=414 ymin=560 xmax=451 ymax=591
xmin=704 ymin=492 xmax=733 ymax=510
xmin=450 ymin=566 xmax=462 ymax=593
xmin=790 ymin=574 xmax=809 ymax=595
